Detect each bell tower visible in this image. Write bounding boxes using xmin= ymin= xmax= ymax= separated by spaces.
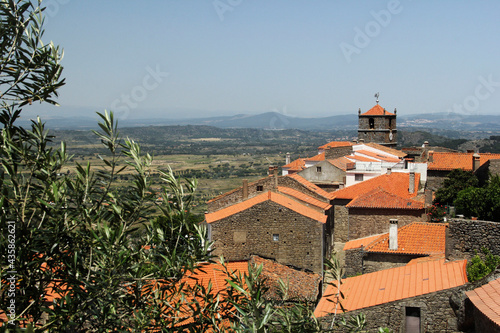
xmin=357 ymin=95 xmax=397 ymax=148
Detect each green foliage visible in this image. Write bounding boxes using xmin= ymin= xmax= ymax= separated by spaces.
xmin=434 ymin=169 xmax=478 ymax=206
xmin=454 ymin=175 xmax=500 ymax=221
xmin=467 ymin=248 xmax=500 ymax=282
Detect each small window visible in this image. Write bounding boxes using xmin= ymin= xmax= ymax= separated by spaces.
xmin=273 ymin=234 xmax=279 ymax=241
xmin=256 ymin=185 xmax=263 ymax=192
xmin=355 ymin=174 xmax=364 ymax=181
xmin=316 ymin=166 xmax=322 ymax=173
xmin=369 ymin=118 xmax=375 ymax=129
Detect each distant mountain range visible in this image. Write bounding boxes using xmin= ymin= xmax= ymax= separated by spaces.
xmin=17 ymin=111 xmax=500 ymax=132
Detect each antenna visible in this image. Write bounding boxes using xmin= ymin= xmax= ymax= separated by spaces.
xmin=374 ymin=92 xmax=379 ymax=104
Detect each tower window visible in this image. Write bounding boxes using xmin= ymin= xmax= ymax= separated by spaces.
xmin=369 ymin=118 xmax=375 ymax=129
xmin=316 ymin=166 xmax=322 ymax=173
xmin=389 ymin=118 xmax=392 ymax=129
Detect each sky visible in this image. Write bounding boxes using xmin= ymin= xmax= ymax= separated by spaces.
xmin=24 ymin=0 xmax=500 ymax=121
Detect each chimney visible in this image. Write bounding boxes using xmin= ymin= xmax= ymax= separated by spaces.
xmin=358 ymin=108 xmax=361 ymax=115
xmin=394 ymin=108 xmax=397 ymax=115
xmin=409 ymin=171 xmax=415 ymax=194
xmin=242 ymin=179 xmax=248 ymax=200
xmin=387 ymin=168 xmax=392 ymax=175
xmin=389 ymin=219 xmax=398 ymax=250
xmin=473 ymin=153 xmax=480 ymax=171
xmin=428 ymin=151 xmax=434 ymax=163
xmin=359 ymin=138 xmax=365 ymax=143
xmin=423 ymin=141 xmax=429 ymax=148
xmin=285 ymin=152 xmax=291 ymax=165
xmin=268 ymin=165 xmax=274 ymax=176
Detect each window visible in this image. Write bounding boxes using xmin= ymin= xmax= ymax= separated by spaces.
xmin=405 ymin=307 xmax=421 ymax=333
xmin=355 ymin=174 xmax=364 ymax=181
xmin=316 ymin=166 xmax=322 ymax=173
xmin=273 ymin=234 xmax=279 ymax=241
xmin=369 ymin=118 xmax=375 ymax=129
xmin=389 ymin=118 xmax=392 ymax=129
xmin=256 ymin=185 xmax=263 ymax=192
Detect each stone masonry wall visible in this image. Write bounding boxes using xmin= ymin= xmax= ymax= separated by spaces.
xmin=324 ymin=146 xmax=354 ymax=160
xmin=447 ymin=218 xmax=500 ymax=260
xmin=344 ymin=248 xmax=363 ymax=277
xmin=362 ymin=253 xmax=422 ymax=274
xmin=348 ymin=208 xmax=426 ymax=240
xmin=333 ymin=205 xmax=349 ymax=242
xmin=426 ymin=170 xmax=449 ymax=191
xmin=319 ymin=286 xmax=464 ymax=332
xmin=210 ymin=200 xmax=324 ymax=273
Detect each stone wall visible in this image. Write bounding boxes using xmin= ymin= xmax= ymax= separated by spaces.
xmin=447 ymin=218 xmax=500 ymax=260
xmin=324 ymin=146 xmax=354 ymax=160
xmin=210 ymin=200 xmax=325 ymax=273
xmin=333 ymin=204 xmax=349 ymax=242
xmin=426 ymin=170 xmax=449 ymax=191
xmin=344 ymin=248 xmax=363 ymax=277
xmin=319 ymin=286 xmax=464 ymax=332
xmin=347 ymin=208 xmax=426 ymax=240
xmin=362 ymin=253 xmax=422 ymax=274
xmin=298 ymin=160 xmax=345 ymax=184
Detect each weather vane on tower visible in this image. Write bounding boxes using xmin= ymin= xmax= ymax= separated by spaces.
xmin=374 ymin=92 xmax=379 ymax=104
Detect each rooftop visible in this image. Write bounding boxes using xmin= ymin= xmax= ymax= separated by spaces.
xmin=286 ymin=173 xmax=332 ymax=199
xmin=428 ymin=152 xmax=500 ymax=171
xmin=318 ymin=141 xmax=354 ymax=150
xmin=314 ymin=258 xmax=468 ymax=317
xmin=282 ymin=157 xmax=306 ymax=172
xmin=363 ymin=142 xmax=407 ymax=158
xmin=466 ymin=277 xmax=500 ymax=327
xmin=345 ymin=187 xmax=424 ymax=210
xmin=329 ymin=156 xmax=355 ymax=171
xmin=355 ymin=149 xmax=401 ymax=163
xmin=360 ymin=104 xmax=395 ymax=116
xmin=277 ymin=186 xmax=332 ymax=210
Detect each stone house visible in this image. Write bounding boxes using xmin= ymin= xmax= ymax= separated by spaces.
xmin=314 ymin=258 xmax=468 ymax=332
xmin=297 ymin=158 xmax=353 ymax=192
xmin=344 ymin=222 xmax=448 ymax=276
xmin=205 ymin=190 xmax=329 ymax=274
xmin=330 ymin=171 xmax=426 ymax=242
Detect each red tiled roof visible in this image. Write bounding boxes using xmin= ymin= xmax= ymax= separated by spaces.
xmin=428 ymin=152 xmax=500 ymax=171
xmin=343 ymin=234 xmax=383 ymax=251
xmin=360 ymin=104 xmax=395 ymax=116
xmin=330 ymin=172 xmax=420 ymax=200
xmin=466 ymin=278 xmax=500 ymax=327
xmin=283 ymin=158 xmax=306 ymax=171
xmin=346 ymin=187 xmax=424 ymax=210
xmin=365 ymin=222 xmax=447 ymax=255
xmin=205 ymin=191 xmax=327 ymax=224
xmin=286 ymin=173 xmax=332 ymax=199
xmin=346 ymin=155 xmax=379 ymax=163
xmin=318 ymin=141 xmax=354 ymax=150
xmin=314 ymin=259 xmax=468 ymax=317
xmin=364 ymin=142 xmax=407 ymax=158
xmin=277 ymin=186 xmax=331 ymax=210
xmin=355 ymin=150 xmax=401 ymax=163
xmin=329 ymin=157 xmax=355 ymax=171
xmin=305 ymin=152 xmax=325 ymax=162
xmin=251 ymin=256 xmax=321 ymax=302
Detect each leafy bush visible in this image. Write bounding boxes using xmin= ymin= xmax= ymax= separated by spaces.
xmin=467 ymin=248 xmax=500 ymax=282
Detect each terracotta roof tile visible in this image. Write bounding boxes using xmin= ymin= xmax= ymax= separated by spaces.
xmin=343 ymin=234 xmax=383 ymax=251
xmin=346 ymin=155 xmax=379 ymax=162
xmin=283 ymin=158 xmax=306 ymax=171
xmin=330 ymin=172 xmax=420 ymax=200
xmin=346 ymin=187 xmax=424 ymax=210
xmin=364 ymin=142 xmax=407 ymax=158
xmin=205 ymin=191 xmax=327 ymax=224
xmin=428 ymin=152 xmax=500 ymax=171
xmin=466 ymin=277 xmax=500 ymax=327
xmin=360 ymin=104 xmax=395 ymax=116
xmin=251 ymin=256 xmax=321 ymax=302
xmin=277 ymin=186 xmax=331 ymax=210
xmin=329 ymin=157 xmax=355 ymax=171
xmin=314 ymin=259 xmax=467 ymax=317
xmin=355 ymin=150 xmax=401 ymax=163
xmin=286 ymin=173 xmax=332 ymax=199
xmin=318 ymin=141 xmax=354 ymax=150
xmin=305 ymin=152 xmax=325 ymax=162
xmin=364 ymin=222 xmax=447 ymax=255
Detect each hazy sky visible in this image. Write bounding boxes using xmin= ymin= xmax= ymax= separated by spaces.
xmin=25 ymin=0 xmax=500 ymax=121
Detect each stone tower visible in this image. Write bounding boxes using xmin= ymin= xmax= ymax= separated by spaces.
xmin=358 ymin=103 xmax=397 ymax=148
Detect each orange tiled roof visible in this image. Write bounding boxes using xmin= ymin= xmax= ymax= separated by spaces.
xmin=346 ymin=154 xmax=379 ymax=163
xmin=428 ymin=152 xmax=500 ymax=171
xmin=318 ymin=141 xmax=354 ymax=150
xmin=314 ymin=258 xmax=468 ymax=317
xmin=355 ymin=150 xmax=401 ymax=163
xmin=283 ymin=158 xmax=306 ymax=171
xmin=407 ymin=254 xmax=446 ymax=265
xmin=205 ymin=191 xmax=327 ymax=224
xmin=277 ymin=186 xmax=331 ymax=210
xmin=343 ymin=234 xmax=383 ymax=251
xmin=466 ymin=277 xmax=500 ymax=327
xmin=286 ymin=173 xmax=332 ymax=199
xmin=330 ymin=172 xmax=420 ymax=200
xmin=329 ymin=157 xmax=355 ymax=171
xmin=305 ymin=152 xmax=325 ymax=162
xmin=251 ymin=256 xmax=321 ymax=302
xmin=208 ymin=177 xmax=264 ymax=203
xmin=365 ymin=222 xmax=447 ymax=255
xmin=360 ymin=104 xmax=395 ymax=116
xmin=364 ymin=142 xmax=407 ymax=158
xmin=346 ymin=187 xmax=424 ymax=210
